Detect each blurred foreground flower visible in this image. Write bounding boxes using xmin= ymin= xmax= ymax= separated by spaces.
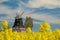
xmin=0 ymin=20 xmax=60 ymax=40
xmin=2 ymin=20 xmax=9 ymax=30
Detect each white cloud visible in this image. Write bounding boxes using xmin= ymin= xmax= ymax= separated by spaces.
xmin=0 ymin=5 xmax=25 ymax=16
xmin=0 ymin=5 xmax=17 ymax=22
xmin=0 ymin=5 xmax=33 ymax=22
xmin=0 ymin=5 xmax=16 ymax=14
xmin=0 ymin=5 xmax=60 ymax=24
xmin=0 ymin=1 xmax=60 ymax=24
xmin=23 ymin=13 xmax=60 ymax=24
xmin=0 ymin=0 xmax=8 ymax=3
xmin=26 ymin=0 xmax=60 ymax=8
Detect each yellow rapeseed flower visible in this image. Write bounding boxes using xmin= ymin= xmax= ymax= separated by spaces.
xmin=42 ymin=22 xmax=51 ymax=31
xmin=0 ymin=21 xmax=60 ymax=40
xmin=2 ymin=20 xmax=8 ymax=30
xmin=26 ymin=27 xmax=32 ymax=33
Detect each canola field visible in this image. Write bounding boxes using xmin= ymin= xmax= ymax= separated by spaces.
xmin=0 ymin=20 xmax=60 ymax=40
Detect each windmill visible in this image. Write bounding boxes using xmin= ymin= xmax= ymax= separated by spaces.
xmin=15 ymin=10 xmax=24 ymax=19
xmin=12 ymin=10 xmax=26 ymax=32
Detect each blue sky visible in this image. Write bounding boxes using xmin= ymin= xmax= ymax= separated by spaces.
xmin=0 ymin=0 xmax=60 ymax=32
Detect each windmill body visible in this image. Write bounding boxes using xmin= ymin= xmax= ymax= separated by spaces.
xmin=12 ymin=12 xmax=26 ymax=32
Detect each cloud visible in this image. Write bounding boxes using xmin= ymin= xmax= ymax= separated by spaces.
xmin=26 ymin=0 xmax=60 ymax=8
xmin=0 ymin=5 xmax=15 ymax=14
xmin=0 ymin=5 xmax=16 ymax=22
xmin=0 ymin=0 xmax=60 ymax=25
xmin=23 ymin=13 xmax=60 ymax=24
xmin=0 ymin=0 xmax=8 ymax=3
xmin=0 ymin=5 xmax=60 ymax=24
xmin=0 ymin=5 xmax=33 ymax=22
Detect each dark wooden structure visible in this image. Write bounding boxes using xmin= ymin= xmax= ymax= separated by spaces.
xmin=12 ymin=14 xmax=26 ymax=32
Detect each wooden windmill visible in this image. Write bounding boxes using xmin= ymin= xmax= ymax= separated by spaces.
xmin=12 ymin=11 xmax=26 ymax=32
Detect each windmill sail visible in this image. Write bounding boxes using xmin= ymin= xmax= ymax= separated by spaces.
xmin=20 ymin=12 xmax=24 ymax=17
xmin=15 ymin=10 xmax=24 ymax=19
xmin=13 ymin=11 xmax=26 ymax=32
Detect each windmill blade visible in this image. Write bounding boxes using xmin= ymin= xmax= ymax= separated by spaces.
xmin=20 ymin=11 xmax=24 ymax=17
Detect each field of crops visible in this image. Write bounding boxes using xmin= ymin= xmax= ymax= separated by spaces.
xmin=0 ymin=20 xmax=60 ymax=40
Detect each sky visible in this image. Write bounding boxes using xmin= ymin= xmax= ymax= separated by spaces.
xmin=0 ymin=0 xmax=60 ymax=32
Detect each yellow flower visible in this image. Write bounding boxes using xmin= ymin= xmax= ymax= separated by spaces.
xmin=43 ymin=22 xmax=51 ymax=31
xmin=2 ymin=20 xmax=8 ymax=26
xmin=39 ymin=24 xmax=44 ymax=32
xmin=0 ymin=21 xmax=60 ymax=40
xmin=2 ymin=20 xmax=8 ymax=30
xmin=26 ymin=27 xmax=32 ymax=33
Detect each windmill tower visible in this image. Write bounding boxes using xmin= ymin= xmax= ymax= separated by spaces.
xmin=12 ymin=11 xmax=26 ymax=32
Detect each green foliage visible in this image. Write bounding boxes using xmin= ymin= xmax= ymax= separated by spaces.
xmin=24 ymin=17 xmax=33 ymax=29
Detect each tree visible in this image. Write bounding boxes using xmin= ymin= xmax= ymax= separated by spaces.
xmin=24 ymin=16 xmax=33 ymax=30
